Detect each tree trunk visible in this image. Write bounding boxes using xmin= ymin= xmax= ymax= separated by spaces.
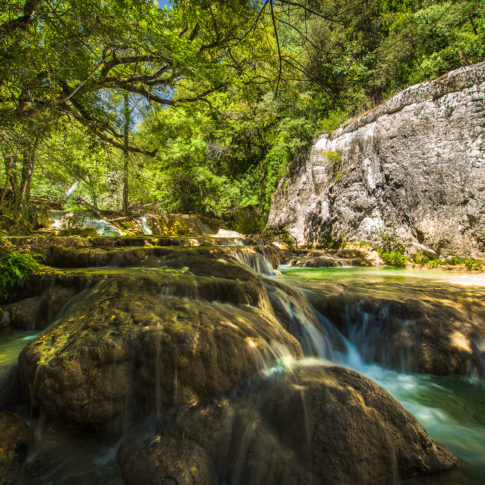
xmin=18 ymin=135 xmax=40 ymax=218
xmin=122 ymin=94 xmax=130 ymax=215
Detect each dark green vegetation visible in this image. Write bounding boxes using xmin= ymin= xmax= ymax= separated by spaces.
xmin=1 ymin=0 xmax=483 ymax=232
xmin=0 ymin=252 xmax=39 ymax=303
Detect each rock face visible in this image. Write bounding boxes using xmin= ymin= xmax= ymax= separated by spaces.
xmin=268 ymin=62 xmax=485 ymax=257
xmin=118 ymin=362 xmax=457 ymax=485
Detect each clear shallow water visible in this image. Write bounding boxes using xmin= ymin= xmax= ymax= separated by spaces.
xmin=0 ymin=330 xmax=37 ymax=367
xmin=280 ymin=266 xmax=485 ymax=484
xmin=279 ymin=265 xmax=485 ymax=287
xmin=15 ymin=423 xmax=123 ymax=485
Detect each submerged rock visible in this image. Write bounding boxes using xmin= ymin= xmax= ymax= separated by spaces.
xmin=118 ymin=362 xmax=457 ymax=485
xmin=286 ymin=247 xmax=382 ymax=268
xmin=0 ymin=412 xmax=29 ymax=485
xmin=268 ymin=62 xmax=485 ymax=258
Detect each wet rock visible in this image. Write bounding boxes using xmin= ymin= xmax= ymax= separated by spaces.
xmin=18 ymin=258 xmax=303 ymax=433
xmin=35 ymin=244 xmax=283 ymax=274
xmin=268 ymin=62 xmax=485 ymax=258
xmin=286 ymin=247 xmax=382 ymax=268
xmin=6 ymin=286 xmax=78 ymax=331
xmin=300 ymin=278 xmax=485 ymax=375
xmin=7 ymin=297 xmax=42 ymax=330
xmin=263 ymin=278 xmax=327 ymax=356
xmin=119 ymin=435 xmax=217 ymax=485
xmin=0 ymin=310 xmax=10 ymax=330
xmin=0 ymin=412 xmax=29 ymax=484
xmin=0 ymin=364 xmax=19 ymax=410
xmin=118 ymin=362 xmax=457 ymax=485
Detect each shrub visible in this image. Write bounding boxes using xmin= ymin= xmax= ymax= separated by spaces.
xmin=318 ymin=232 xmax=346 ymax=249
xmin=0 ymin=252 xmax=40 ymax=303
xmin=322 ymin=151 xmax=342 ymax=180
xmin=378 ymin=250 xmax=408 ymax=267
xmin=445 ymin=256 xmax=484 ymax=271
xmin=375 ymin=226 xmax=405 ymax=254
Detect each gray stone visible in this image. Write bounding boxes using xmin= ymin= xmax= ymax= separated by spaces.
xmin=268 ymin=62 xmax=485 ymax=257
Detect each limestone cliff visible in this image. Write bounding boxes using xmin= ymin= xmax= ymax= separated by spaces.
xmin=267 ymin=62 xmax=485 ymax=257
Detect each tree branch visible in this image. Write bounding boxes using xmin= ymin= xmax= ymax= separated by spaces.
xmin=0 ymin=0 xmax=42 ymax=36
xmin=270 ymin=1 xmax=283 ymax=97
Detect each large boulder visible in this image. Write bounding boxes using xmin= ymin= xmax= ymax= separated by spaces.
xmin=268 ymin=62 xmax=485 ymax=258
xmin=118 ymin=362 xmax=457 ymax=485
xmin=0 ymin=412 xmax=29 ymax=485
xmin=18 ymin=255 xmax=303 ymax=433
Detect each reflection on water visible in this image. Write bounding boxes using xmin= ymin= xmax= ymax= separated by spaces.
xmin=278 ymin=265 xmax=485 ymax=287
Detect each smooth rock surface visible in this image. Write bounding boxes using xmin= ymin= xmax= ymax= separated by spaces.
xmin=18 ymin=253 xmax=304 ymax=433
xmin=268 ymin=62 xmax=485 ymax=257
xmin=299 ymin=278 xmax=485 ymax=375
xmin=118 ymin=362 xmax=457 ymax=485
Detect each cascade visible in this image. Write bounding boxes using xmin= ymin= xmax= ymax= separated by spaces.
xmin=2 ymin=239 xmax=485 ymax=484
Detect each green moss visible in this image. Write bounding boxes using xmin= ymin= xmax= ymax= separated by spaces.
xmin=59 ymin=227 xmax=98 ymax=237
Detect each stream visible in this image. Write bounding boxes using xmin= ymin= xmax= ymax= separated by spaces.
xmin=278 ymin=266 xmax=485 ymax=485
xmin=2 ymin=265 xmax=484 ymax=484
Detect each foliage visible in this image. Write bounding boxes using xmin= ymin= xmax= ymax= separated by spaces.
xmin=378 ymin=250 xmax=409 ymax=267
xmin=375 ymin=226 xmax=406 ymax=254
xmin=445 ymin=256 xmax=484 ymax=271
xmin=0 ymin=252 xmax=39 ymax=303
xmin=1 ymin=1 xmax=483 ymax=230
xmin=317 ymin=232 xmax=346 ymax=250
xmin=375 ymin=226 xmax=409 ymax=266
xmin=322 ymin=151 xmax=342 ymax=180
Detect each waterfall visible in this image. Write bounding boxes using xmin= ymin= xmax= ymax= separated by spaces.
xmin=231 ymin=248 xmax=276 ymax=276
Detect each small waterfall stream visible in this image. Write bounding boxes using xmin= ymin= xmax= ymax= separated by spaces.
xmin=279 ymin=266 xmax=485 ymax=484
xmin=2 ymin=255 xmax=485 ymax=484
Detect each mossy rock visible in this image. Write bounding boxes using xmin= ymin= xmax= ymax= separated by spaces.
xmin=18 ymin=259 xmax=302 ymax=433
xmin=0 ymin=412 xmax=29 ymax=485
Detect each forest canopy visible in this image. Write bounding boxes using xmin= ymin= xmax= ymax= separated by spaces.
xmin=1 ymin=0 xmax=483 ymax=232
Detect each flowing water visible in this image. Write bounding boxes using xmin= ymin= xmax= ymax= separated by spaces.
xmin=3 ymin=264 xmax=485 ymax=483
xmin=279 ymin=266 xmax=485 ymax=484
